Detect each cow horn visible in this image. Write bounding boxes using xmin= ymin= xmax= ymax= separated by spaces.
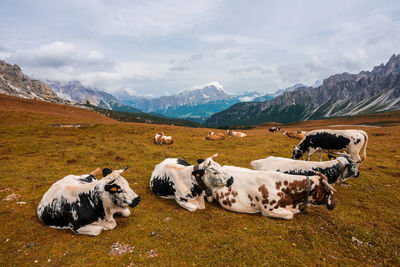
xmin=90 ymin=168 xmax=100 ymax=176
xmin=122 ymin=166 xmax=129 ymax=172
xmin=322 ymin=179 xmax=337 ymax=193
xmin=211 ymin=152 xmax=219 ymax=159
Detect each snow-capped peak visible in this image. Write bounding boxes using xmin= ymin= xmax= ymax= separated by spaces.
xmin=189 ymin=81 xmax=225 ymax=92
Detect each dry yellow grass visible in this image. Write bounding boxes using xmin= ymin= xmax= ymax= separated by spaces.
xmin=0 ymin=94 xmax=399 ymax=265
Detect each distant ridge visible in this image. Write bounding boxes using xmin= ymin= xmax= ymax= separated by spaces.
xmin=206 ymin=54 xmax=400 ymax=127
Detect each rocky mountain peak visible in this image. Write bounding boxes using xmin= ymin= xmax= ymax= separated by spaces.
xmin=0 ymin=60 xmax=62 ymax=102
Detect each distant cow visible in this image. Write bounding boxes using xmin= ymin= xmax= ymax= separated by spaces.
xmin=154 ymin=132 xmax=174 ymax=145
xmin=250 ymin=155 xmax=360 ymax=184
xmin=37 ymin=167 xmax=140 ymax=236
xmin=212 ymin=166 xmax=336 ymax=220
xmin=226 ymin=130 xmax=247 ymax=138
xmin=268 ymin=127 xmax=281 ymax=132
xmin=150 ymin=153 xmax=234 ymax=212
xmin=296 ymin=129 xmax=307 ymax=134
xmin=292 ymin=129 xmax=368 ymax=162
xmin=283 ymin=131 xmax=305 ymax=140
xmin=206 ymin=131 xmax=225 ymax=141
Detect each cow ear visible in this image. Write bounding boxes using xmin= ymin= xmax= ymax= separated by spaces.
xmin=103 ymin=168 xmax=113 ymax=177
xmin=105 ymin=184 xmax=119 ymax=193
xmin=197 ymin=159 xmax=205 ymax=164
xmin=192 ymin=169 xmax=205 ymax=178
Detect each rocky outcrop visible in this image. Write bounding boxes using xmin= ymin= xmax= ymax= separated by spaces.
xmin=0 ymin=60 xmax=63 ymax=102
xmin=206 ymin=54 xmax=400 ymax=127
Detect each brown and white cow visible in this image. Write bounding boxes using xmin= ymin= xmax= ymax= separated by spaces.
xmin=154 ymin=132 xmax=174 ymax=145
xmin=211 ymin=165 xmax=336 ymax=220
xmin=206 ymin=131 xmax=225 ymax=141
xmin=283 ymin=130 xmax=305 ymax=140
xmin=226 ymin=130 xmax=247 ymax=138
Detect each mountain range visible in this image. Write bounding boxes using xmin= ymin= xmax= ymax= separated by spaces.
xmin=47 ymin=80 xmax=142 ymax=113
xmin=206 ymin=54 xmax=400 ymax=127
xmin=116 ymin=82 xmax=263 ymax=123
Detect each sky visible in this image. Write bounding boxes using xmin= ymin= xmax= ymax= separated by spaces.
xmin=1 ymin=0 xmax=400 ymax=97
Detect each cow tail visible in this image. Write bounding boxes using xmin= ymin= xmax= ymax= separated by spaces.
xmin=361 ymin=130 xmax=368 ymax=161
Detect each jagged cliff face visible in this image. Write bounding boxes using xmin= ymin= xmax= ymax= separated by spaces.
xmin=0 ymin=60 xmax=62 ymax=102
xmin=206 ymin=54 xmax=400 ymax=127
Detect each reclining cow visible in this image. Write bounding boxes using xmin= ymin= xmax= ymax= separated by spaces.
xmin=211 ymin=165 xmax=336 ymax=220
xmin=250 ymin=155 xmax=360 ymax=184
xmin=37 ymin=167 xmax=140 ymax=236
xmin=206 ymin=131 xmax=225 ymax=141
xmin=283 ymin=130 xmax=305 ymax=140
xmin=268 ymin=127 xmax=281 ymax=133
xmin=154 ymin=132 xmax=174 ymax=145
xmin=150 ymin=153 xmax=234 ymax=212
xmin=292 ymin=129 xmax=368 ymax=162
xmin=226 ymin=130 xmax=247 ymax=138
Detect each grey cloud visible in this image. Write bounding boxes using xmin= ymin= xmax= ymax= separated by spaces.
xmin=230 ymin=66 xmax=271 ymax=76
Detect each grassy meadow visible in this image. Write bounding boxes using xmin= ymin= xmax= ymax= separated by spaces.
xmin=0 ymin=94 xmax=399 ymax=266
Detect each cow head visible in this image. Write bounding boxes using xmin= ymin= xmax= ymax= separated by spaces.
xmin=311 ymin=173 xmax=336 ymax=210
xmin=292 ymin=146 xmax=303 ymax=160
xmin=330 ymin=155 xmax=360 ymax=179
xmin=195 ymin=153 xmax=234 ymax=190
xmin=103 ymin=167 xmax=141 ymax=208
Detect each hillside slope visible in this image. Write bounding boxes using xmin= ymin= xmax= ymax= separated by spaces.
xmin=206 ymin=54 xmax=400 ymax=127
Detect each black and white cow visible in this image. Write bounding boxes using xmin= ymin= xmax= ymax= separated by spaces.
xmin=37 ymin=167 xmax=140 ymax=236
xmin=250 ymin=155 xmax=360 ymax=184
xmin=150 ymin=153 xmax=234 ymax=212
xmin=292 ymin=129 xmax=368 ymax=162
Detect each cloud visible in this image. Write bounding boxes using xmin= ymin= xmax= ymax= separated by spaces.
xmin=67 ymin=0 xmax=222 ymax=38
xmin=230 ymin=66 xmax=272 ymax=76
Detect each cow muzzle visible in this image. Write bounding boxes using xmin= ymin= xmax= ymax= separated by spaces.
xmin=226 ymin=177 xmax=234 ymax=187
xmin=327 ymin=201 xmax=336 ymax=210
xmin=129 ymin=196 xmax=141 ymax=208
xmin=354 ymin=171 xmax=360 ymax=178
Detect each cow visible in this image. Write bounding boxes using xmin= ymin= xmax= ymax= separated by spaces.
xmin=268 ymin=127 xmax=281 ymax=132
xmin=283 ymin=130 xmax=305 ymax=140
xmin=37 ymin=167 xmax=140 ymax=236
xmin=150 ymin=153 xmax=234 ymax=212
xmin=206 ymin=131 xmax=225 ymax=140
xmin=296 ymin=129 xmax=307 ymax=135
xmin=250 ymin=155 xmax=360 ymax=184
xmin=292 ymin=129 xmax=368 ymax=162
xmin=154 ymin=132 xmax=174 ymax=145
xmin=211 ymin=165 xmax=336 ymax=220
xmin=226 ymin=129 xmax=247 ymax=138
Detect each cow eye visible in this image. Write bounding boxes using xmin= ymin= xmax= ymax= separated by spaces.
xmin=213 ymin=172 xmax=218 ymax=175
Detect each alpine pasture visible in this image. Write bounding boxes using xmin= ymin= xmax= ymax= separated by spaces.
xmin=0 ymin=94 xmax=399 ymax=265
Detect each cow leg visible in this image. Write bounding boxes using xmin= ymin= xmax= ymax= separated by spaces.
xmin=102 ymin=217 xmax=117 ymax=230
xmin=261 ymin=207 xmax=294 ymax=220
xmin=307 ymin=149 xmax=316 ymax=161
xmin=176 ymin=198 xmax=198 ymax=212
xmin=119 ymin=208 xmax=131 ymax=217
xmin=74 ymin=224 xmax=103 ymax=236
xmin=195 ymin=193 xmax=206 ymax=209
